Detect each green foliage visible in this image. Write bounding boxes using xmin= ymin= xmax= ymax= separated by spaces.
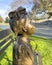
xmin=29 ymin=0 xmax=52 ymax=20
xmin=0 ymin=36 xmax=52 ymax=65
xmin=5 ymin=17 xmax=9 ymax=23
xmin=0 ymin=28 xmax=2 ymax=31
xmin=0 ymin=16 xmax=3 ymax=23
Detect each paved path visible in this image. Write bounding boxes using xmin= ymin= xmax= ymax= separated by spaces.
xmin=0 ymin=23 xmax=52 ymax=38
xmin=34 ymin=27 xmax=52 ymax=38
xmin=32 ymin=20 xmax=52 ymax=38
xmin=0 ymin=24 xmax=10 ymax=30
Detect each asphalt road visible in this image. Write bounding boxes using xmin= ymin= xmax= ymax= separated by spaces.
xmin=0 ymin=23 xmax=52 ymax=38
xmin=32 ymin=20 xmax=52 ymax=38
xmin=34 ymin=27 xmax=52 ymax=38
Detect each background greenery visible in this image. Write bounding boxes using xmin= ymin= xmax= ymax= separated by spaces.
xmin=0 ymin=35 xmax=52 ymax=65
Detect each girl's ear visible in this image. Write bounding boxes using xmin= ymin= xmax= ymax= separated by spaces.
xmin=8 ymin=11 xmax=16 ymax=19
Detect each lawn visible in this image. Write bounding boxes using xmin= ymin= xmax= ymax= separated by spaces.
xmin=0 ymin=36 xmax=52 ymax=65
xmin=0 ymin=28 xmax=2 ymax=31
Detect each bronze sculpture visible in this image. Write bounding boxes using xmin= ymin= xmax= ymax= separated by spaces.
xmin=8 ymin=6 xmax=35 ymax=65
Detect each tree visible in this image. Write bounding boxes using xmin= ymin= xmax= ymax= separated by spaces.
xmin=29 ymin=0 xmax=52 ymax=20
xmin=0 ymin=16 xmax=4 ymax=23
xmin=10 ymin=0 xmax=52 ymax=20
xmin=10 ymin=0 xmax=32 ymax=10
xmin=5 ymin=17 xmax=9 ymax=23
xmin=33 ymin=0 xmax=52 ymax=12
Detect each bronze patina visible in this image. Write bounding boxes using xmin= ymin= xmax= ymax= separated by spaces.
xmin=9 ymin=6 xmax=35 ymax=65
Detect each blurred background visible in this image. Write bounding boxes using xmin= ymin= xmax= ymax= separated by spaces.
xmin=0 ymin=1 xmax=52 ymax=65
xmin=0 ymin=0 xmax=52 ymax=38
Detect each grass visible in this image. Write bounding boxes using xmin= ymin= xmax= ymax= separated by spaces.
xmin=0 ymin=43 xmax=13 ymax=65
xmin=30 ymin=36 xmax=52 ymax=65
xmin=0 ymin=36 xmax=52 ymax=65
xmin=0 ymin=28 xmax=2 ymax=31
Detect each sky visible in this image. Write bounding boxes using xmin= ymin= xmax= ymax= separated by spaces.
xmin=0 ymin=0 xmax=13 ymax=19
xmin=0 ymin=0 xmax=33 ymax=20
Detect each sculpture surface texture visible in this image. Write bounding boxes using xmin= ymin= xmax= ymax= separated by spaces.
xmin=9 ymin=6 xmax=35 ymax=65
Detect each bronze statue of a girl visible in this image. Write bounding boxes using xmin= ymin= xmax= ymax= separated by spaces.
xmin=8 ymin=6 xmax=35 ymax=65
